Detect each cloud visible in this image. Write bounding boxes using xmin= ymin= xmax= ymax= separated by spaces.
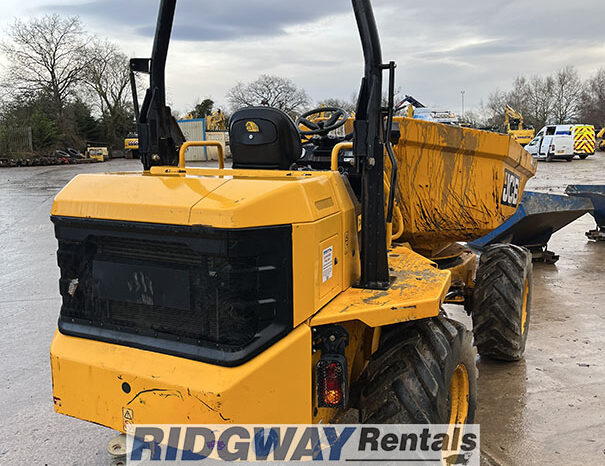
xmin=28 ymin=0 xmax=605 ymax=113
xmin=45 ymin=0 xmax=349 ymax=41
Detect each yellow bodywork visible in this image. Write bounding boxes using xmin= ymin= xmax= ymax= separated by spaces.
xmin=50 ymin=114 xmax=536 ymax=430
xmin=49 ymin=158 xmax=456 ymax=428
xmin=391 ymin=117 xmax=537 ymax=255
xmin=311 ymin=245 xmax=450 ymax=327
xmin=51 ymin=325 xmax=313 ymax=429
xmin=52 ymin=168 xmax=361 ymax=327
xmin=509 ymin=129 xmax=535 ymax=146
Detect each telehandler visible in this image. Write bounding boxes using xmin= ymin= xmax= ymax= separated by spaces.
xmin=50 ymin=0 xmax=536 ymax=439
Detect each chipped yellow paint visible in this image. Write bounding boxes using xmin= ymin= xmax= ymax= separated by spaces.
xmin=50 ymin=325 xmax=313 ymax=431
xmin=310 ymin=245 xmax=451 ymax=327
xmin=390 ymin=117 xmax=537 ymax=255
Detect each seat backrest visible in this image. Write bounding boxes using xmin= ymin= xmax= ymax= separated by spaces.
xmin=229 ymin=107 xmax=302 ymax=170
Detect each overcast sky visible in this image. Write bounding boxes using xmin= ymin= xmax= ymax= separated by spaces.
xmin=1 ymin=0 xmax=603 ymax=114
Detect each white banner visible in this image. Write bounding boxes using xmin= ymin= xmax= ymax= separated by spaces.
xmin=125 ymin=424 xmax=480 ymax=465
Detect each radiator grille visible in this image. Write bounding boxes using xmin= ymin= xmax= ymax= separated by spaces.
xmin=53 ymin=217 xmax=293 ymax=366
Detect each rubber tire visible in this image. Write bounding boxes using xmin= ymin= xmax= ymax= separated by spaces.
xmin=472 ymin=244 xmax=532 ymax=361
xmin=67 ymin=147 xmax=80 ymax=158
xmin=565 ymin=156 xmax=573 ymax=162
xmin=579 ymin=154 xmax=589 ymax=160
xmin=357 ymin=316 xmax=477 ymax=424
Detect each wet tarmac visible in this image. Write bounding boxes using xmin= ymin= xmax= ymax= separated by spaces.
xmin=0 ymin=156 xmax=604 ymax=465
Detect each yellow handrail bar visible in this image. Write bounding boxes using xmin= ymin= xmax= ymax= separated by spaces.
xmin=179 ymin=141 xmax=225 ymax=169
xmin=330 ymin=142 xmax=354 ymax=171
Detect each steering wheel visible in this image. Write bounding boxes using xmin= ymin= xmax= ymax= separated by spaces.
xmin=297 ymin=107 xmax=349 ymax=137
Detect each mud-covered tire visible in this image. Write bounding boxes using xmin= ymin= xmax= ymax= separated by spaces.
xmin=472 ymin=244 xmax=532 ymax=361
xmin=357 ymin=317 xmax=477 ymax=424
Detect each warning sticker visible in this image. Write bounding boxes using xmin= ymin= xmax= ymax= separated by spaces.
xmin=322 ymin=247 xmax=333 ymax=283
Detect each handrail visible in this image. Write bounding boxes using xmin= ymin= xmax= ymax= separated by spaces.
xmin=331 ymin=142 xmax=354 ymax=171
xmin=179 ymin=141 xmax=225 ymax=169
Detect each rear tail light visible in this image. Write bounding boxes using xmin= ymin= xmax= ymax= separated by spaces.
xmin=550 ymin=144 xmax=556 ymax=153
xmin=317 ymin=355 xmax=347 ymax=408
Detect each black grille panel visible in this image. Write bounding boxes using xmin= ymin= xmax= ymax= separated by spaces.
xmin=52 ymin=217 xmax=293 ymax=366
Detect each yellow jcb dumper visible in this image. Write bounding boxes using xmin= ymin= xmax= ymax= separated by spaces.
xmin=49 ymin=0 xmax=536 ymax=448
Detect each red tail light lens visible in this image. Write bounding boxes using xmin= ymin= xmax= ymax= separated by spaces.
xmin=317 ymin=356 xmax=347 ymax=408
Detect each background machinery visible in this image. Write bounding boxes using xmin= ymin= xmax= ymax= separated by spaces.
xmin=505 ymin=105 xmax=535 ymax=146
xmin=395 ymin=95 xmax=458 ymax=124
xmin=205 ymin=108 xmax=227 ymax=132
xmin=596 ymin=128 xmax=605 ymax=151
xmin=49 ymin=0 xmax=537 ymax=452
xmin=124 ymin=133 xmax=140 ymax=159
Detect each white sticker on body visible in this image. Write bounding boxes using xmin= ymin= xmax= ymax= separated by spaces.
xmin=322 ymin=246 xmax=333 ymax=283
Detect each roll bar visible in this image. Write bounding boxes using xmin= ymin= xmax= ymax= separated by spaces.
xmin=352 ymin=0 xmax=392 ymax=289
xmin=131 ymin=0 xmax=395 ymax=288
xmin=132 ymin=0 xmax=185 ymax=170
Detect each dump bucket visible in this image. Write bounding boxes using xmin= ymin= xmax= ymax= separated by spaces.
xmin=468 ymin=191 xmax=593 ymax=262
xmin=565 ymin=185 xmax=605 ymax=240
xmin=391 ymin=117 xmax=537 ymax=255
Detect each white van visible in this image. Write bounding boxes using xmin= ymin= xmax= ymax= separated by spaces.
xmin=525 ymin=125 xmax=574 ymax=162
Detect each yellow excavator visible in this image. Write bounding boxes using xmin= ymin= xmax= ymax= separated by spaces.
xmin=49 ymin=0 xmax=537 ymax=458
xmin=505 ymin=105 xmax=534 ymax=146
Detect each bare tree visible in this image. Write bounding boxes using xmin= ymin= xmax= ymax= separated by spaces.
xmin=551 ymin=66 xmax=583 ymax=124
xmin=523 ymin=75 xmax=554 ymax=129
xmin=485 ymin=78 xmax=535 ymax=129
xmin=227 ymin=75 xmax=310 ymax=116
xmin=486 ymin=74 xmax=558 ymax=130
xmin=485 ymin=89 xmax=508 ymax=128
xmin=1 ymin=15 xmax=90 ymax=122
xmin=84 ymin=40 xmax=133 ymax=143
xmin=580 ymin=68 xmax=605 ymax=128
xmin=84 ymin=41 xmax=130 ymax=115
xmin=317 ymin=97 xmax=357 ymax=114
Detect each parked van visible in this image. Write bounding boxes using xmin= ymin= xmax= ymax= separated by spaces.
xmin=532 ymin=125 xmax=595 ymax=160
xmin=525 ymin=125 xmax=574 ymax=162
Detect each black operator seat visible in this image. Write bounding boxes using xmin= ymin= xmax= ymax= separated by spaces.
xmin=229 ymin=107 xmax=303 ymax=170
